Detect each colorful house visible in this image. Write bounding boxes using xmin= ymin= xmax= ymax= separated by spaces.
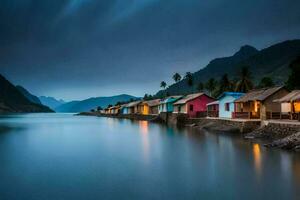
xmin=218 ymin=92 xmax=244 ymax=118
xmin=173 ymin=93 xmax=215 ymax=118
xmin=125 ymin=101 xmax=141 ymax=114
xmin=274 ymin=90 xmax=300 ymax=120
xmin=120 ymin=103 xmax=130 ymax=114
xmin=234 ymin=86 xmax=289 ymax=120
xmin=138 ymin=99 xmax=161 ymax=115
xmin=159 ymin=96 xmax=182 ymax=113
xmin=206 ymin=101 xmax=219 ymax=117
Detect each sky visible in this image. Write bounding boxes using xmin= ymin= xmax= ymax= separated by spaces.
xmin=1 ymin=0 xmax=300 ymax=101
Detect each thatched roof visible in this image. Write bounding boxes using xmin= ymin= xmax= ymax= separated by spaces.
xmin=142 ymin=99 xmax=161 ymax=107
xmin=235 ymin=86 xmax=284 ymax=103
xmin=173 ymin=93 xmax=205 ymax=105
xmin=274 ymin=90 xmax=300 ymax=102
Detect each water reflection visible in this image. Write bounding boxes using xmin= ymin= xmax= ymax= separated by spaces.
xmin=253 ymin=143 xmax=262 ymax=176
xmin=139 ymin=121 xmax=150 ymax=163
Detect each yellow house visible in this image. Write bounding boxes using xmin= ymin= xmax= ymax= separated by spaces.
xmin=138 ymin=99 xmax=161 ymax=115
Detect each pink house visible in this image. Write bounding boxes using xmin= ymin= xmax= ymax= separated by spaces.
xmin=173 ymin=93 xmax=215 ymax=118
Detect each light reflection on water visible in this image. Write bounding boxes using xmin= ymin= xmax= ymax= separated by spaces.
xmin=0 ymin=113 xmax=300 ymax=200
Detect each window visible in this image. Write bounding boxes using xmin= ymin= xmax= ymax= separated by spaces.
xmin=178 ymin=106 xmax=181 ymax=112
xmin=189 ymin=104 xmax=194 ymax=112
xmin=225 ymin=103 xmax=230 ymax=111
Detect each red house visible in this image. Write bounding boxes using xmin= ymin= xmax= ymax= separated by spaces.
xmin=173 ymin=93 xmax=215 ymax=118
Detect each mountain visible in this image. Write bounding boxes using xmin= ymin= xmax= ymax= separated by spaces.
xmin=55 ymin=94 xmax=139 ymax=113
xmin=0 ymin=74 xmax=53 ymax=113
xmin=157 ymin=39 xmax=300 ymax=96
xmin=39 ymin=96 xmax=65 ymax=110
xmin=16 ymin=85 xmax=42 ymax=105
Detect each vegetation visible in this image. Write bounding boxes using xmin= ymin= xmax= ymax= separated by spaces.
xmin=217 ymin=74 xmax=233 ymax=96
xmin=185 ymin=72 xmax=193 ymax=87
xmin=173 ymin=73 xmax=182 ymax=83
xmin=286 ymin=56 xmax=300 ymax=90
xmin=160 ymin=81 xmax=167 ymax=89
xmin=258 ymin=77 xmax=274 ymax=88
xmin=205 ymin=78 xmax=217 ymax=96
xmin=197 ymin=82 xmax=204 ymax=92
xmin=235 ymin=66 xmax=253 ymax=93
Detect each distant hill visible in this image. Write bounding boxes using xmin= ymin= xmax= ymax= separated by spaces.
xmin=55 ymin=94 xmax=139 ymax=113
xmin=16 ymin=85 xmax=42 ymax=105
xmin=0 ymin=74 xmax=53 ymax=113
xmin=157 ymin=39 xmax=300 ymax=96
xmin=39 ymin=96 xmax=65 ymax=110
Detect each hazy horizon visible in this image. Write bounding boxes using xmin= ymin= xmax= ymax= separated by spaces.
xmin=1 ymin=0 xmax=300 ymax=100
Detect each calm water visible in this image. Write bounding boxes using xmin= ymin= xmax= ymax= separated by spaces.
xmin=0 ymin=114 xmax=300 ymax=200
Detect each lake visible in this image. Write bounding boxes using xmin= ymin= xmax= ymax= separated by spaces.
xmin=0 ymin=113 xmax=300 ymax=200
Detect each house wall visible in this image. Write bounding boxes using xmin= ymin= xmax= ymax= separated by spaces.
xmin=261 ymin=88 xmax=290 ymax=120
xmin=150 ymin=106 xmax=159 ymax=115
xmin=173 ymin=104 xmax=187 ymax=114
xmin=281 ymin=103 xmax=291 ymax=112
xmin=186 ymin=95 xmax=215 ymax=118
xmin=219 ymin=95 xmax=237 ymax=118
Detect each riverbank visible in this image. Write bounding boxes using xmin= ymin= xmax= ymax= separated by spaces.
xmin=79 ymin=112 xmax=300 ymax=151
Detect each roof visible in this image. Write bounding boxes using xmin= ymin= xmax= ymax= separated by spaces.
xmin=160 ymin=96 xmax=182 ymax=104
xmin=126 ymin=101 xmax=141 ymax=107
xmin=274 ymin=90 xmax=300 ymax=102
xmin=207 ymin=101 xmax=219 ymax=106
xmin=142 ymin=99 xmax=161 ymax=107
xmin=218 ymin=92 xmax=245 ymax=99
xmin=235 ymin=86 xmax=284 ymax=103
xmin=173 ymin=93 xmax=207 ymax=105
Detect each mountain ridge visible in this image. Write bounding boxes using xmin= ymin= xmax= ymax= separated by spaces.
xmin=0 ymin=74 xmax=53 ymax=113
xmin=157 ymin=39 xmax=300 ymax=96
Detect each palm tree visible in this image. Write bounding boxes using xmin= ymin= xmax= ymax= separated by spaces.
xmin=160 ymin=81 xmax=167 ymax=89
xmin=218 ymin=74 xmax=233 ymax=94
xmin=205 ymin=78 xmax=217 ymax=96
xmin=235 ymin=66 xmax=253 ymax=93
xmin=185 ymin=72 xmax=193 ymax=87
xmin=173 ymin=73 xmax=182 ymax=83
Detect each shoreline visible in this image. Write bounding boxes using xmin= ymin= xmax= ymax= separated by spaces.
xmin=79 ymin=111 xmax=300 ymax=151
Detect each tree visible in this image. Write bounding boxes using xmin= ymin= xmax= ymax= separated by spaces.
xmin=96 ymin=106 xmax=102 ymax=111
xmin=173 ymin=73 xmax=182 ymax=83
xmin=286 ymin=56 xmax=300 ymax=90
xmin=258 ymin=76 xmax=274 ymax=88
xmin=205 ymin=78 xmax=217 ymax=96
xmin=90 ymin=109 xmax=95 ymax=112
xmin=218 ymin=74 xmax=233 ymax=94
xmin=160 ymin=81 xmax=167 ymax=89
xmin=107 ymin=104 xmax=113 ymax=108
xmin=185 ymin=72 xmax=193 ymax=87
xmin=235 ymin=66 xmax=253 ymax=93
xmin=197 ymin=82 xmax=204 ymax=92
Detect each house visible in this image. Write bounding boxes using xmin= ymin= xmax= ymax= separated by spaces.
xmin=274 ymin=90 xmax=300 ymax=120
xmin=206 ymin=101 xmax=219 ymax=117
xmin=218 ymin=92 xmax=244 ymax=118
xmin=234 ymin=86 xmax=289 ymax=120
xmin=125 ymin=101 xmax=141 ymax=114
xmin=138 ymin=99 xmax=161 ymax=115
xmin=159 ymin=96 xmax=182 ymax=113
xmin=120 ymin=103 xmax=130 ymax=114
xmin=111 ymin=105 xmax=121 ymax=115
xmin=173 ymin=93 xmax=215 ymax=118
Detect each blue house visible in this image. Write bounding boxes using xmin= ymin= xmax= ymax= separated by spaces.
xmin=159 ymin=96 xmax=182 ymax=113
xmin=219 ymin=92 xmax=245 ymax=118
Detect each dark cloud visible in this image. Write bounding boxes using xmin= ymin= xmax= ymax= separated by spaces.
xmin=1 ymin=0 xmax=300 ymax=100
